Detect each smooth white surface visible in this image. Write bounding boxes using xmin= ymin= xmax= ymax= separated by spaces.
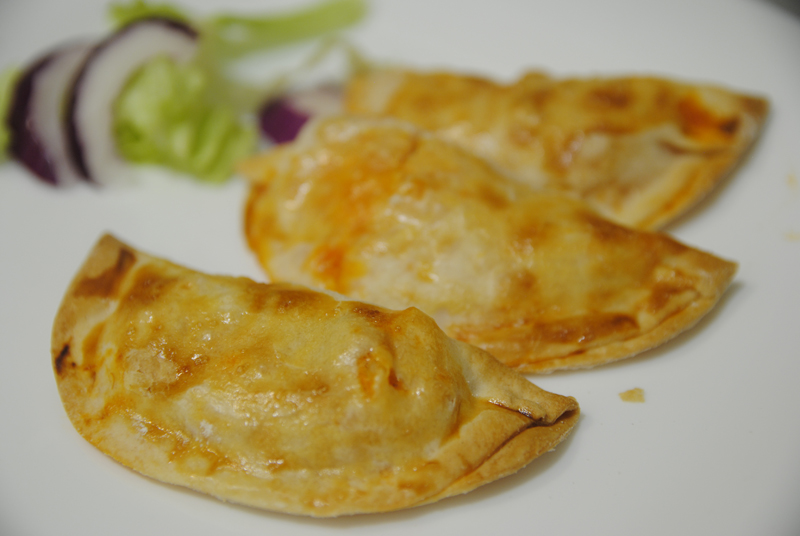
xmin=1 ymin=1 xmax=799 ymax=535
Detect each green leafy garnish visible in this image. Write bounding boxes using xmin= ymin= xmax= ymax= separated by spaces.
xmin=200 ymin=0 xmax=368 ymax=61
xmin=109 ymin=0 xmax=367 ymax=182
xmin=1 ymin=67 xmax=20 ymax=162
xmin=108 ymin=0 xmax=191 ymax=27
xmin=114 ymin=57 xmax=256 ymax=183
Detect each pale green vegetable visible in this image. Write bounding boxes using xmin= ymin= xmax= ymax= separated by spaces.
xmin=200 ymin=0 xmax=368 ymax=60
xmin=109 ymin=0 xmax=367 ymax=60
xmin=114 ymin=57 xmax=256 ymax=183
xmin=0 ymin=67 xmax=20 ymax=162
xmin=109 ymin=0 xmax=367 ymax=182
xmin=108 ymin=0 xmax=191 ymax=27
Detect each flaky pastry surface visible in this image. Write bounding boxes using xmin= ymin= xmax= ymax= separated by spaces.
xmin=345 ymin=68 xmax=768 ymax=230
xmin=52 ymin=235 xmax=578 ymax=517
xmin=242 ymin=116 xmax=737 ymax=372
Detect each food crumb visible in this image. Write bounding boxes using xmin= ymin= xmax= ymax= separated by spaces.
xmin=784 ymin=231 xmax=800 ymax=242
xmin=787 ymin=172 xmax=798 ymax=191
xmin=619 ymin=388 xmax=645 ymax=403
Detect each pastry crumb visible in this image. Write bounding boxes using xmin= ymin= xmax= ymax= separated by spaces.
xmin=787 ymin=171 xmax=798 ymax=190
xmin=784 ymin=231 xmax=800 ymax=242
xmin=619 ymin=388 xmax=645 ymax=403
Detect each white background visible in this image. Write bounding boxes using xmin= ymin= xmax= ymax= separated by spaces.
xmin=1 ymin=1 xmax=799 ymax=535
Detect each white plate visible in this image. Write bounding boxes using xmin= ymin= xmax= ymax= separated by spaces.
xmin=2 ymin=1 xmax=799 ymax=535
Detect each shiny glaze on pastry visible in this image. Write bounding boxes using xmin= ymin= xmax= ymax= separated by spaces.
xmin=242 ymin=116 xmax=737 ymax=372
xmin=345 ymin=68 xmax=768 ymax=230
xmin=52 ymin=234 xmax=578 ymax=516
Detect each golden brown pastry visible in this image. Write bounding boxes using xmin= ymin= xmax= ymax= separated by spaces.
xmin=242 ymin=116 xmax=737 ymax=373
xmin=345 ymin=68 xmax=768 ymax=230
xmin=51 ymin=234 xmax=579 ymax=517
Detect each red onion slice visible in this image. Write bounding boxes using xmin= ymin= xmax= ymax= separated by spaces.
xmin=7 ymin=42 xmax=93 ymax=186
xmin=259 ymin=84 xmax=343 ymax=144
xmin=65 ymin=18 xmax=198 ymax=185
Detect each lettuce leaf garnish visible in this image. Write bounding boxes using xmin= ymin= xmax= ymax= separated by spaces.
xmin=0 ymin=67 xmax=20 ymax=163
xmin=200 ymin=0 xmax=368 ymax=60
xmin=108 ymin=0 xmax=191 ymax=27
xmin=114 ymin=57 xmax=256 ymax=183
xmin=109 ymin=0 xmax=367 ymax=182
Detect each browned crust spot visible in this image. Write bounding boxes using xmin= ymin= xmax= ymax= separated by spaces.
xmin=387 ymin=368 xmax=406 ymax=391
xmin=54 ymin=343 xmax=72 ymax=376
xmin=74 ymin=247 xmax=137 ymax=299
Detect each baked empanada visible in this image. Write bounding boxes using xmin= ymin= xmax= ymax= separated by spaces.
xmin=345 ymin=68 xmax=768 ymax=230
xmin=52 ymin=234 xmax=579 ymax=517
xmin=242 ymin=116 xmax=737 ymax=372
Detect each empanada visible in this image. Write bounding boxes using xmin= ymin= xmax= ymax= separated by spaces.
xmin=242 ymin=116 xmax=737 ymax=372
xmin=51 ymin=234 xmax=579 ymax=517
xmin=345 ymin=68 xmax=768 ymax=230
